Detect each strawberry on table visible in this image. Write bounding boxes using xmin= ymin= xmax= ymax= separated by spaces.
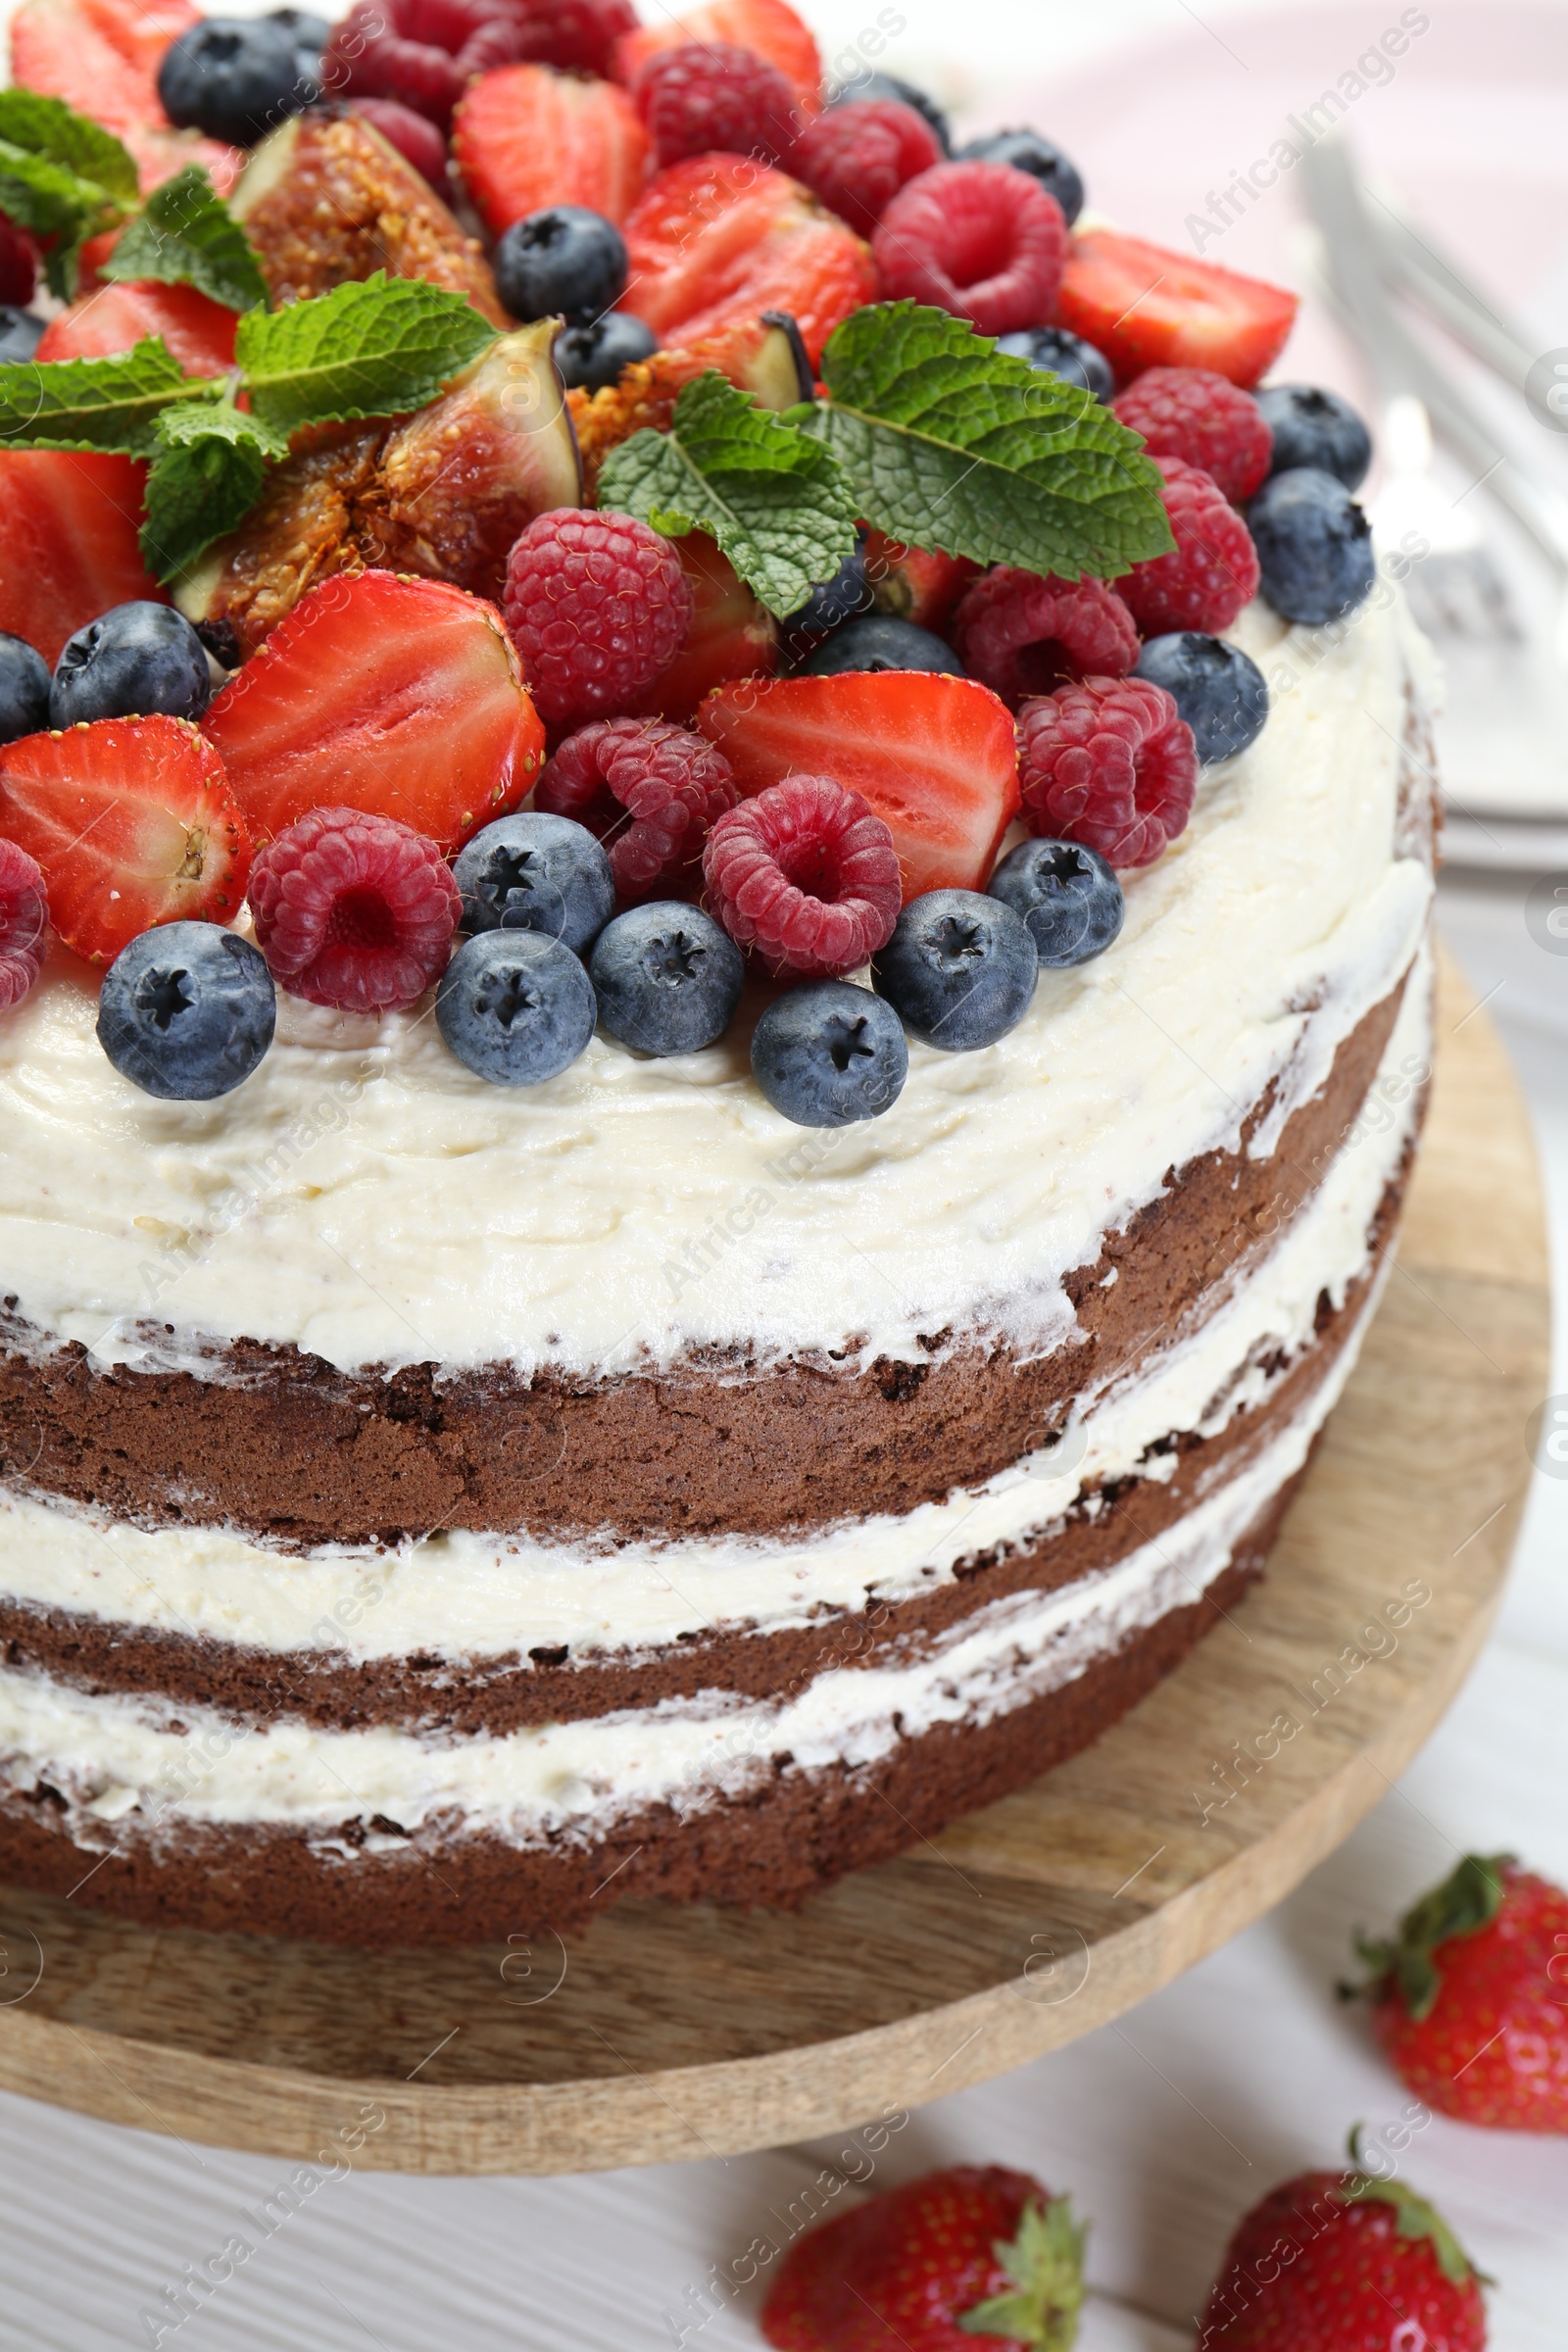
xmin=1199 ymin=2132 xmax=1489 ymax=2349
xmin=453 ymin=64 xmax=649 ymax=239
xmin=612 ymin=0 xmax=823 ymax=117
xmin=0 ymin=451 xmax=166 ymax=667
xmin=1058 ymin=229 xmax=1298 ymax=389
xmin=36 ymin=281 xmax=238 ymax=377
xmin=697 ymin=670 xmax=1021 ymax=902
xmin=9 ymin=0 xmax=241 ymax=193
xmin=760 ymin=2163 xmax=1085 ymax=2351
xmin=620 ymin=156 xmax=876 ymax=369
xmin=1348 ymin=1851 xmax=1568 ymax=2132
xmin=202 ymin=572 xmax=545 ymax=856
xmin=0 ymin=714 xmax=251 ymax=964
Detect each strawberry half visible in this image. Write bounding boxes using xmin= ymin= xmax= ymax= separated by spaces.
xmin=0 ymin=715 xmax=251 ymax=964
xmin=202 ymin=571 xmax=546 ymax=856
xmin=453 ymin=64 xmax=649 ymax=239
xmin=0 ymin=450 xmax=166 ymax=667
xmin=624 ymin=536 xmax=777 ymax=722
xmin=10 ymin=0 xmax=241 ymax=192
xmin=697 ymin=671 xmax=1020 ymax=902
xmin=612 ymin=0 xmax=822 ymax=115
xmin=36 ymin=280 xmax=238 ymax=376
xmin=864 ymin=531 xmax=980 ymax=634
xmin=620 ymin=157 xmax=875 ymax=369
xmin=1058 ymin=229 xmax=1298 ymax=389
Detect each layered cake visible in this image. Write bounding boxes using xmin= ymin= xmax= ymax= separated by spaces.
xmin=0 ymin=0 xmax=1437 ymax=1945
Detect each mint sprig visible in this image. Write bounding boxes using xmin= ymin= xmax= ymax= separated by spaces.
xmin=0 ymin=336 xmax=206 ymax=454
xmin=802 ymin=301 xmax=1174 ymax=581
xmin=105 ymin=165 xmax=269 ymax=316
xmin=0 ymin=89 xmax=138 ymax=297
xmin=596 ymin=369 xmax=859 ymax=617
xmin=236 ymin=273 xmax=499 ymax=434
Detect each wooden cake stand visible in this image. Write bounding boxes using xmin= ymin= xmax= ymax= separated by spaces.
xmin=0 ymin=951 xmax=1547 ymax=2174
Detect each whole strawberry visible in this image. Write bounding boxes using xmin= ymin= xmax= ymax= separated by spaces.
xmin=1199 ymin=2133 xmax=1488 ymax=2349
xmin=1348 ymin=1852 xmax=1568 ymax=2131
xmin=760 ymin=2163 xmax=1085 ymax=2351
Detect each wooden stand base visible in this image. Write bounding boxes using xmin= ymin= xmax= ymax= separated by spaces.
xmin=0 ymin=951 xmax=1546 ymax=2173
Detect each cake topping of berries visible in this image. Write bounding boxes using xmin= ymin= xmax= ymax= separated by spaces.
xmin=1017 ymin=676 xmax=1199 ymax=870
xmin=988 ymin=836 xmax=1125 ymax=968
xmin=1116 ymin=455 xmax=1260 ymax=636
xmin=1250 ymin=466 xmax=1376 ymax=627
xmin=0 ymin=839 xmax=48 ymax=1012
xmin=703 ymin=773 xmax=902 ymax=978
xmin=1256 ymin=382 xmax=1372 ymax=490
xmin=952 ymin=569 xmax=1139 ymax=710
xmin=1110 ymin=366 xmax=1273 ymax=505
xmin=1198 ymin=2132 xmax=1488 ymax=2351
xmin=493 ymin=205 xmax=628 ymax=327
xmin=760 ymin=2162 xmax=1085 ymax=2349
xmin=590 ymin=902 xmax=744 ymax=1056
xmin=1348 ymin=1850 xmax=1568 ymax=2132
xmin=1133 ymin=632 xmax=1269 ymax=765
xmin=784 ymin=97 xmax=943 ymax=236
xmin=872 ymin=160 xmax=1068 ymax=339
xmin=633 ymin=39 xmax=799 ymax=171
xmin=248 ymin=807 xmax=462 ymax=1014
xmin=97 ymin=923 xmax=276 ymax=1103
xmin=158 ymin=14 xmax=315 ymax=148
xmin=0 ymin=715 xmax=252 ymax=966
xmin=536 ymin=716 xmax=737 ymax=904
xmin=453 ymin=810 xmax=614 ymax=955
xmin=436 ymin=928 xmax=597 ymax=1085
xmin=503 ymin=509 xmax=695 ymax=726
xmin=324 ymin=0 xmax=531 ymax=130
xmin=874 ymin=888 xmax=1037 ymax=1053
xmin=751 ymin=978 xmax=907 ymax=1129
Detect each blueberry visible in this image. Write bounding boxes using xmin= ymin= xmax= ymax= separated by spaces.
xmin=752 ymin=980 xmax=907 ymax=1127
xmin=1255 ymin=383 xmax=1371 ymax=492
xmin=996 ymin=325 xmax=1114 ymax=402
xmin=873 ymin=889 xmax=1036 ymax=1050
xmin=988 ymin=839 xmax=1124 ymax=969
xmin=50 ymin=602 xmax=212 ymax=727
xmin=157 ymin=15 xmax=310 ymax=147
xmin=452 ymin=812 xmax=613 ymax=956
xmin=590 ymin=904 xmax=744 ymax=1056
xmin=98 ymin=923 xmax=275 ymax=1101
xmin=494 ymin=207 xmax=627 ymax=326
xmin=828 ymin=71 xmax=950 ymax=154
xmin=0 ymin=306 xmax=44 ymax=366
xmin=0 ymin=633 xmax=51 ymax=747
xmin=1133 ymin=632 xmax=1269 ymax=765
xmin=957 ymin=128 xmax=1084 ymax=225
xmin=268 ymin=7 xmax=329 ymax=93
xmin=553 ymin=311 xmax=659 ymax=393
xmin=783 ymin=532 xmax=871 ymax=649
xmin=1250 ymin=466 xmax=1376 ymax=627
xmin=436 ymin=930 xmax=597 ymax=1086
xmin=796 ymin=613 xmax=963 ymax=678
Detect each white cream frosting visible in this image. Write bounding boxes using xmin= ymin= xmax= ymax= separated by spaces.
xmin=0 ymin=594 xmax=1433 ymax=1381
xmin=0 ymin=1324 xmax=1368 ymax=1847
xmin=0 ymin=952 xmax=1430 ymax=1664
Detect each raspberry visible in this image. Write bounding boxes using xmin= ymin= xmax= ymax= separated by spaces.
xmin=503 ymin=0 xmax=635 ymax=75
xmin=536 ymin=718 xmax=738 ymax=904
xmin=1111 ymin=367 xmax=1273 ymax=503
xmin=503 ymin=509 xmax=695 ymax=727
xmin=783 ymin=98 xmax=942 ymax=236
xmin=952 ymin=569 xmax=1139 ymax=710
xmin=872 ymin=160 xmax=1066 ymax=337
xmin=1117 ymin=455 xmax=1260 ymax=635
xmin=0 ymin=209 xmax=39 ymax=309
xmin=0 ymin=839 xmax=47 ymax=1011
xmin=1016 ymin=677 xmax=1198 ymax=870
xmin=703 ymin=774 xmax=902 ymax=978
xmin=343 ymin=97 xmax=451 ymax=190
xmin=634 ymin=41 xmax=801 ymax=171
xmin=249 ymin=808 xmax=462 ymax=1012
xmin=325 ymin=0 xmax=529 ymax=129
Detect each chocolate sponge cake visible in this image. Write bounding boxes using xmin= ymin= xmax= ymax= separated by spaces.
xmin=0 ymin=592 xmax=1438 ymax=1946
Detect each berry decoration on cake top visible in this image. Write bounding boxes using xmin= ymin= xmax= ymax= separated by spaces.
xmin=0 ymin=22 xmax=1388 ymax=1122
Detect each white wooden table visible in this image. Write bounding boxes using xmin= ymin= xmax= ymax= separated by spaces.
xmin=2 ymin=0 xmax=1567 ymax=2338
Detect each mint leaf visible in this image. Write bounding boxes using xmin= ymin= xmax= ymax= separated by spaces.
xmin=237 ymin=272 xmax=498 ymax=434
xmin=596 ymin=369 xmax=859 ymax=618
xmin=105 ymin=167 xmax=269 ymax=316
xmin=138 ymin=393 xmax=292 ymax=580
xmin=806 ymin=301 xmax=1174 ymax=581
xmin=0 ymin=90 xmax=136 ymax=295
xmin=0 ymin=337 xmax=200 ymax=454
xmin=0 ymin=90 xmax=139 ymax=206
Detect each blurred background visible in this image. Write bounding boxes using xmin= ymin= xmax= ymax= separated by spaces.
xmin=3 ymin=0 xmax=1566 ymax=2345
